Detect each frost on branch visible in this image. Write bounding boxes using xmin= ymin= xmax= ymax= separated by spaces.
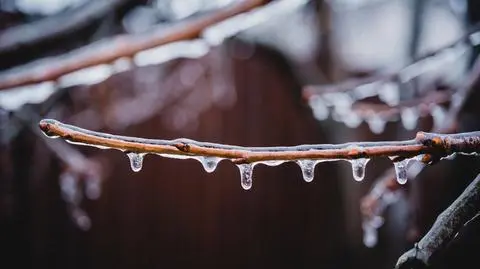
xmin=39 ymin=119 xmax=480 ymax=190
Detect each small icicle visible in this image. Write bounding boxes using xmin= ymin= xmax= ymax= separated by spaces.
xmin=200 ymin=156 xmax=221 ymax=173
xmin=296 ymin=160 xmax=317 ymax=182
xmin=127 ymin=152 xmax=145 ymax=172
xmin=390 ymin=158 xmax=409 ymax=184
xmin=237 ymin=163 xmax=254 ymax=190
xmin=400 ymin=107 xmax=418 ymax=130
xmin=350 ymin=158 xmax=369 ymax=182
xmin=308 ymin=95 xmax=329 ymax=121
xmin=366 ymin=115 xmax=386 ymax=134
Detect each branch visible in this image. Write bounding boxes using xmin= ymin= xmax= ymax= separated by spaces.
xmin=0 ymin=0 xmax=130 ymax=54
xmin=37 ymin=119 xmax=480 ymax=191
xmin=302 ymin=21 xmax=480 ymax=98
xmin=359 ymin=53 xmax=480 ymax=245
xmin=0 ymin=0 xmax=268 ymax=90
xmin=395 ymin=173 xmax=480 ymax=269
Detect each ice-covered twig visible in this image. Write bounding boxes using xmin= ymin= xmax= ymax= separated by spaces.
xmin=359 ymin=53 xmax=480 ymax=247
xmin=37 ymin=119 xmax=480 ymax=191
xmin=38 ymin=119 xmax=480 ymax=163
xmin=303 ymin=22 xmax=480 ymax=98
xmin=395 ymin=173 xmax=480 ymax=269
xmin=0 ymin=0 xmax=267 ymax=90
xmin=0 ymin=0 xmax=130 ymax=54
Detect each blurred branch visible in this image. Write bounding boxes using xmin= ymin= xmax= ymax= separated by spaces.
xmin=359 ymin=52 xmax=480 ymax=245
xmin=395 ymin=172 xmax=480 ymax=269
xmin=302 ymin=22 xmax=480 ymax=98
xmin=0 ymin=0 xmax=268 ymax=90
xmin=0 ymin=0 xmax=131 ymax=54
xmin=38 ymin=119 xmax=480 ymax=164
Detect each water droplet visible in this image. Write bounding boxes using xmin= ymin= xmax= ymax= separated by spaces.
xmin=401 ymin=107 xmax=418 ymax=130
xmin=237 ymin=163 xmax=254 ymax=190
xmin=391 ymin=158 xmax=409 ymax=184
xmin=200 ymin=156 xmax=221 ymax=173
xmin=127 ymin=152 xmax=145 ymax=172
xmin=350 ymin=158 xmax=369 ymax=182
xmin=296 ymin=160 xmax=317 ymax=182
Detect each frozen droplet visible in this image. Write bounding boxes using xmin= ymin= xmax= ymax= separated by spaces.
xmin=296 ymin=160 xmax=317 ymax=182
xmin=127 ymin=152 xmax=145 ymax=172
xmin=237 ymin=163 xmax=254 ymax=190
xmin=362 ymin=224 xmax=378 ymax=248
xmin=350 ymin=158 xmax=369 ymax=182
xmin=378 ymin=82 xmax=400 ymax=106
xmin=401 ymin=107 xmax=419 ymax=130
xmin=366 ymin=115 xmax=386 ymax=134
xmin=72 ymin=208 xmax=91 ymax=231
xmin=200 ymin=156 xmax=221 ymax=173
xmin=343 ymin=111 xmax=362 ymax=128
xmin=308 ymin=95 xmax=329 ymax=120
xmin=431 ymin=105 xmax=447 ymax=130
xmin=85 ymin=176 xmax=102 ymax=200
xmin=390 ymin=158 xmax=409 ymax=184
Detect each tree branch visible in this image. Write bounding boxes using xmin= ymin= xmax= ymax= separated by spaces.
xmin=0 ymin=0 xmax=268 ymax=90
xmin=38 ymin=119 xmax=480 ymax=165
xmin=395 ymin=173 xmax=480 ymax=269
xmin=0 ymin=0 xmax=131 ymax=54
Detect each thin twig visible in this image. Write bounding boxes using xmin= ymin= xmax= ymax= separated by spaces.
xmin=303 ymin=22 xmax=480 ymax=98
xmin=360 ymin=54 xmax=480 ymax=227
xmin=38 ymin=119 xmax=480 ymax=164
xmin=0 ymin=0 xmax=268 ymax=90
xmin=395 ymin=173 xmax=480 ymax=269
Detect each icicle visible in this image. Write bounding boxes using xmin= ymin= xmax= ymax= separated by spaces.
xmin=343 ymin=111 xmax=362 ymax=128
xmin=350 ymin=158 xmax=369 ymax=182
xmin=400 ymin=107 xmax=419 ymax=130
xmin=85 ymin=175 xmax=102 ymax=200
xmin=199 ymin=156 xmax=221 ymax=173
xmin=308 ymin=95 xmax=329 ymax=120
xmin=126 ymin=152 xmax=145 ymax=172
xmin=389 ymin=157 xmax=409 ymax=184
xmin=366 ymin=115 xmax=386 ymax=134
xmin=296 ymin=160 xmax=317 ymax=182
xmin=237 ymin=163 xmax=254 ymax=190
xmin=378 ymin=82 xmax=400 ymax=106
xmin=71 ymin=208 xmax=92 ymax=231
xmin=362 ymin=216 xmax=384 ymax=248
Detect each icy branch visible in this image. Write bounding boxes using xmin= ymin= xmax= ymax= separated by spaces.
xmin=395 ymin=173 xmax=480 ymax=269
xmin=38 ymin=119 xmax=480 ymax=190
xmin=0 ymin=0 xmax=267 ymax=90
xmin=303 ymin=22 xmax=480 ymax=98
xmin=0 ymin=0 xmax=130 ymax=54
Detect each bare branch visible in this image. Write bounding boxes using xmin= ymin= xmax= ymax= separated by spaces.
xmin=0 ymin=0 xmax=268 ymax=90
xmin=395 ymin=173 xmax=480 ymax=269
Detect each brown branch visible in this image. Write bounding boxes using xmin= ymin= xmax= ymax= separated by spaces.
xmin=395 ymin=173 xmax=480 ymax=269
xmin=38 ymin=119 xmax=480 ymax=165
xmin=302 ymin=21 xmax=480 ymax=98
xmin=0 ymin=0 xmax=130 ymax=54
xmin=359 ymin=53 xmax=480 ymax=246
xmin=0 ymin=0 xmax=268 ymax=90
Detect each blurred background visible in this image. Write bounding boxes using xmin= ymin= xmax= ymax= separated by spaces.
xmin=1 ymin=0 xmax=480 ymax=268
